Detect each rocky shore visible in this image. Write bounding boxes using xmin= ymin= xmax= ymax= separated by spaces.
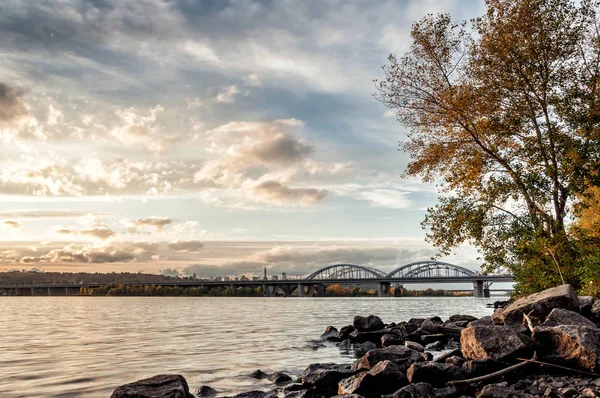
xmin=110 ymin=284 xmax=600 ymax=398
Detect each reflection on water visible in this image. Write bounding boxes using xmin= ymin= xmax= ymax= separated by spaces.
xmin=0 ymin=296 xmax=500 ymax=397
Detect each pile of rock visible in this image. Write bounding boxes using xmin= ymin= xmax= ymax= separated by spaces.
xmin=110 ymin=284 xmax=600 ymax=398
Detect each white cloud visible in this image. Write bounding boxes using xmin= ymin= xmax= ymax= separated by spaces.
xmin=216 ymin=85 xmax=240 ymax=103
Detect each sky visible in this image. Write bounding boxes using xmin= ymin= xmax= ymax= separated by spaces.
xmin=0 ymin=0 xmax=487 ymax=278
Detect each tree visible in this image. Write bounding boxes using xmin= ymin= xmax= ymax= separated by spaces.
xmin=376 ymin=0 xmax=600 ymax=294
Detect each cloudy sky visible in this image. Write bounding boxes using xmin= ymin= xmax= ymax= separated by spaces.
xmin=0 ymin=0 xmax=485 ymax=277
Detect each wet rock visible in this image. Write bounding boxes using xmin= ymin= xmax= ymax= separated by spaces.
xmin=419 ymin=317 xmax=444 ymax=333
xmin=390 ymin=382 xmax=435 ymax=398
xmin=449 ymin=315 xmax=478 ymax=323
xmin=196 ymin=385 xmax=218 ymax=397
xmin=477 ymin=382 xmax=532 ymax=397
xmin=354 ymin=345 xmax=423 ymax=372
xmin=434 ymin=386 xmax=460 ymax=398
xmin=468 ymin=316 xmax=493 ymax=327
xmin=349 ymin=329 xmax=391 ymax=345
xmin=421 ymin=352 xmax=433 ymax=361
xmin=543 ymin=308 xmax=597 ymax=328
xmin=492 ymin=284 xmax=579 ymax=326
xmin=444 ymin=356 xmax=465 ymax=367
xmin=404 ymin=341 xmax=424 ymax=352
xmin=461 ymin=359 xmax=507 ymax=378
xmin=441 ymin=323 xmax=465 ymax=339
xmin=284 ymin=391 xmax=324 ymax=398
xmin=404 ymin=331 xmax=423 ymax=343
xmin=338 ymin=339 xmax=351 ymax=350
xmin=338 ymin=360 xmax=408 ymax=398
xmin=339 ymin=325 xmax=356 ymax=340
xmin=407 ymin=318 xmax=426 ymax=329
xmin=460 ymin=325 xmax=529 ymax=361
xmin=353 ymin=315 xmax=385 ymax=332
xmin=381 ymin=333 xmax=405 ymax=347
xmin=406 ymin=362 xmax=464 ymax=387
xmin=283 ymin=384 xmax=305 ymax=393
xmin=270 ymin=371 xmax=293 ymax=385
xmin=110 ymin=374 xmax=194 ymax=398
xmin=249 ymin=370 xmax=269 ymax=379
xmin=533 ymin=324 xmax=600 ymax=372
xmin=351 ymin=341 xmax=377 ymax=357
xmin=421 ymin=333 xmax=446 ymax=345
xmin=425 ymin=341 xmax=445 ymax=351
xmin=580 ymin=297 xmax=595 ymax=317
xmin=322 ymin=326 xmax=341 ymax=341
xmin=230 ymin=391 xmax=278 ymax=398
xmin=434 ymin=349 xmax=463 ymax=363
xmin=299 ymin=363 xmax=360 ymax=396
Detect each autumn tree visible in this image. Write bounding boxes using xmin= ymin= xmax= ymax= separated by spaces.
xmin=376 ymin=0 xmax=600 ymax=294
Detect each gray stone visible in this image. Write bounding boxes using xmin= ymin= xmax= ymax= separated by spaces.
xmin=110 ymin=374 xmax=193 ymax=398
xmin=434 ymin=348 xmax=463 ymax=363
xmin=270 ymin=371 xmax=293 ymax=385
xmin=338 ymin=339 xmax=351 ymax=350
xmin=381 ymin=333 xmax=404 ymax=347
xmin=460 ymin=325 xmax=530 ymax=361
xmin=468 ymin=316 xmax=493 ymax=327
xmin=353 ymin=315 xmax=385 ymax=332
xmin=322 ymin=326 xmax=340 ymax=341
xmin=477 ymin=382 xmax=532 ymax=397
xmin=404 ymin=341 xmax=424 ymax=352
xmin=390 ymin=383 xmax=435 ymax=398
xmin=533 ymin=324 xmax=600 ymax=372
xmin=580 ymin=296 xmax=595 ymax=316
xmin=424 ymin=341 xmax=444 ymax=351
xmin=337 ymin=360 xmax=407 ymax=398
xmin=351 ymin=341 xmax=377 ymax=357
xmin=299 ymin=363 xmax=360 ymax=395
xmin=492 ymin=284 xmax=579 ymax=326
xmin=406 ymin=362 xmax=464 ymax=387
xmin=353 ymin=345 xmax=423 ymax=372
xmin=421 ymin=333 xmax=446 ymax=345
xmin=249 ymin=370 xmax=269 ymax=379
xmin=441 ymin=323 xmax=465 ymax=339
xmin=419 ymin=317 xmax=443 ymax=332
xmin=195 ymin=385 xmax=218 ymax=397
xmin=448 ymin=314 xmax=478 ymax=323
xmin=543 ymin=308 xmax=597 ymax=328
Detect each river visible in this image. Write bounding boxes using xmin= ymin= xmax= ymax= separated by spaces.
xmin=0 ymin=296 xmax=502 ymax=397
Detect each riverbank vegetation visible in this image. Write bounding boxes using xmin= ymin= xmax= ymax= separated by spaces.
xmin=376 ymin=0 xmax=600 ymax=296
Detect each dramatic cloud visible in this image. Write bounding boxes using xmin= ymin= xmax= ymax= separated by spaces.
xmin=3 ymin=220 xmax=20 ymax=228
xmin=250 ymin=180 xmax=328 ymax=205
xmin=0 ymin=82 xmax=30 ymax=124
xmin=109 ymin=106 xmax=173 ymax=153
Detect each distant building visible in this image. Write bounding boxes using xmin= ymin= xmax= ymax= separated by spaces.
xmin=271 ymin=275 xmax=279 ymax=280
xmin=224 ymin=276 xmax=230 ymax=281
xmin=252 ymin=276 xmax=259 ymax=281
xmin=282 ymin=272 xmax=287 ymax=280
xmin=240 ymin=275 xmax=249 ymax=281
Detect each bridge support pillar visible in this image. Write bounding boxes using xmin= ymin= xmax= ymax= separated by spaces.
xmin=280 ymin=284 xmax=296 ymax=297
xmin=473 ymin=281 xmax=484 ymax=298
xmin=378 ymin=282 xmax=391 ymax=297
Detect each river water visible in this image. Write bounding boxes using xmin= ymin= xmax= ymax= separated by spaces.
xmin=0 ymin=296 xmax=502 ymax=397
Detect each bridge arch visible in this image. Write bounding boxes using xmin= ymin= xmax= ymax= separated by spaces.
xmin=306 ymin=264 xmax=386 ymax=280
xmin=385 ymin=261 xmax=476 ymax=279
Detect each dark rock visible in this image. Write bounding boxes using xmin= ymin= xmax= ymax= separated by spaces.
xmin=381 ymin=333 xmax=405 ymax=347
xmin=339 ymin=325 xmax=356 ymax=340
xmin=460 ymin=325 xmax=530 ymax=361
xmin=434 ymin=349 xmax=463 ymax=363
xmin=249 ymin=370 xmax=269 ymax=379
xmin=444 ymin=356 xmax=465 ymax=367
xmin=404 ymin=331 xmax=423 ymax=343
xmin=441 ymin=323 xmax=465 ymax=339
xmin=338 ymin=339 xmax=351 ymax=350
xmin=421 ymin=334 xmax=447 ymax=345
xmin=477 ymin=382 xmax=532 ymax=397
xmin=591 ymin=300 xmax=600 ymax=324
xmin=332 ymin=395 xmax=365 ymax=398
xmin=404 ymin=341 xmax=424 ymax=352
xmin=580 ymin=297 xmax=595 ymax=317
xmin=421 ymin=352 xmax=433 ymax=361
xmin=351 ymin=341 xmax=377 ymax=357
xmin=110 ymin=374 xmax=193 ymax=398
xmin=390 ymin=383 xmax=435 ymax=398
xmin=434 ymin=386 xmax=460 ymax=398
xmin=338 ymin=360 xmax=408 ymax=398
xmin=349 ymin=329 xmax=392 ymax=344
xmin=270 ymin=371 xmax=293 ymax=385
xmin=354 ymin=345 xmax=423 ymax=372
xmin=420 ymin=317 xmax=444 ymax=333
xmin=407 ymin=318 xmax=426 ymax=328
xmin=468 ymin=316 xmax=493 ymax=327
xmin=533 ymin=324 xmax=600 ymax=372
xmin=299 ymin=363 xmax=360 ymax=395
xmin=461 ymin=359 xmax=507 ymax=378
xmin=449 ymin=315 xmax=478 ymax=323
xmin=543 ymin=308 xmax=597 ymax=328
xmin=406 ymin=362 xmax=464 ymax=387
xmin=322 ymin=326 xmax=341 ymax=341
xmin=196 ymin=385 xmax=218 ymax=397
xmin=425 ymin=341 xmax=445 ymax=351
xmin=492 ymin=284 xmax=579 ymax=326
xmin=283 ymin=384 xmax=305 ymax=393
xmin=284 ymin=391 xmax=324 ymax=398
xmin=558 ymin=386 xmax=578 ymax=398
xmin=353 ymin=315 xmax=385 ymax=332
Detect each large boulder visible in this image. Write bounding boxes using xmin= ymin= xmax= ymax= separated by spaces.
xmin=404 ymin=341 xmax=424 ymax=352
xmin=533 ymin=325 xmax=600 ymax=372
xmin=337 ymin=360 xmax=408 ymax=398
xmin=543 ymin=308 xmax=597 ymax=328
xmin=441 ymin=323 xmax=465 ymax=339
xmin=299 ymin=363 xmax=361 ymax=395
xmin=419 ymin=317 xmax=443 ymax=333
xmin=353 ymin=315 xmax=384 ymax=332
xmin=339 ymin=325 xmax=356 ymax=340
xmin=110 ymin=374 xmax=194 ymax=398
xmin=468 ymin=316 xmax=493 ymax=327
xmin=406 ymin=362 xmax=464 ymax=387
xmin=353 ymin=345 xmax=423 ymax=372
xmin=381 ymin=333 xmax=404 ymax=347
xmin=390 ymin=383 xmax=435 ymax=398
xmin=492 ymin=284 xmax=579 ymax=325
xmin=195 ymin=386 xmax=218 ymax=397
xmin=460 ymin=325 xmax=530 ymax=361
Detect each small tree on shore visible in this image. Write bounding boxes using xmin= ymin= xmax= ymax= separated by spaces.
xmin=376 ymin=0 xmax=600 ymax=294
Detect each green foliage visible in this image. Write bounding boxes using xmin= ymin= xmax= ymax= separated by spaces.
xmin=78 ymin=284 xmax=262 ymax=297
